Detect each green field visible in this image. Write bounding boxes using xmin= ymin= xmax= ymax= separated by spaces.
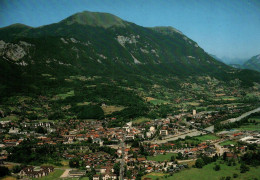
xmin=55 ymin=90 xmax=74 ymax=100
xmin=149 ymin=99 xmax=169 ymax=105
xmin=213 ymin=96 xmax=238 ymax=101
xmin=33 ymin=169 xmax=64 ymax=180
xmin=0 ymin=115 xmax=19 ymax=121
xmin=79 ymin=177 xmax=89 ymax=180
xmin=237 ymin=124 xmax=260 ymax=131
xmin=132 ymin=117 xmax=152 ymax=124
xmin=248 ymin=117 xmax=260 ymax=122
xmin=235 ymin=117 xmax=260 ymax=131
xmin=142 ymin=172 xmax=169 ymax=180
xmin=195 ymin=134 xmax=219 ymax=141
xmin=147 ymin=153 xmax=176 ymax=162
xmin=219 ymin=140 xmax=237 ymax=146
xmin=144 ymin=162 xmax=260 ymax=180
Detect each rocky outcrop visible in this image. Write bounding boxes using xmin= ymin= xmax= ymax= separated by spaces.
xmin=0 ymin=40 xmax=33 ymax=62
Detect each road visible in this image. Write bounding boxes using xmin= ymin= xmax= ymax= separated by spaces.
xmin=214 ymin=141 xmax=225 ymax=156
xmin=205 ymin=106 xmax=260 ymax=133
xmin=145 ymin=129 xmax=205 ymax=144
xmin=119 ymin=137 xmax=125 ymax=180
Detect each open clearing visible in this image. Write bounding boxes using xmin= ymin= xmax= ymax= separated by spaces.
xmin=54 ymin=90 xmax=74 ymax=100
xmin=149 ymin=99 xmax=169 ymax=105
xmin=101 ymin=105 xmax=125 ymax=115
xmin=147 ymin=153 xmax=176 ymax=162
xmin=142 ymin=172 xmax=169 ymax=180
xmin=133 ymin=117 xmax=152 ymax=124
xmin=1 ymin=176 xmax=17 ymax=180
xmin=143 ymin=161 xmax=260 ymax=180
xmin=195 ymin=134 xmax=219 ymax=141
xmin=237 ymin=124 xmax=260 ymax=131
xmin=219 ymin=140 xmax=237 ymax=146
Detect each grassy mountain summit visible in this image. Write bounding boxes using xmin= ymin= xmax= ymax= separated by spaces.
xmin=60 ymin=11 xmax=127 ymax=28
xmin=0 ymin=11 xmax=259 ymax=124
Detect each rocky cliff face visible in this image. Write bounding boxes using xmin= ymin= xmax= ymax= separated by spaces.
xmin=0 ymin=40 xmax=34 ymax=65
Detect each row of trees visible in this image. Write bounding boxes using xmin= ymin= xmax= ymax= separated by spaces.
xmin=195 ymin=154 xmax=218 ymax=168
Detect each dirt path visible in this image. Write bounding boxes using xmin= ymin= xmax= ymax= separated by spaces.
xmin=177 ymin=159 xmax=197 ymax=163
xmin=60 ymin=169 xmax=71 ymax=178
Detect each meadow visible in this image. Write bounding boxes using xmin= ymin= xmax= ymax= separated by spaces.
xmin=147 ymin=153 xmax=176 ymax=162
xmin=143 ymin=161 xmax=260 ymax=180
xmin=195 ymin=134 xmax=219 ymax=141
xmin=219 ymin=140 xmax=237 ymax=146
xmin=32 ymin=169 xmax=64 ymax=180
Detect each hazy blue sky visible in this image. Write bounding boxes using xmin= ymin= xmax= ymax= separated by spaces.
xmin=0 ymin=0 xmax=259 ymax=60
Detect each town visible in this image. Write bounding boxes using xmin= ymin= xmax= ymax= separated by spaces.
xmin=1 ymin=105 xmax=259 ymax=180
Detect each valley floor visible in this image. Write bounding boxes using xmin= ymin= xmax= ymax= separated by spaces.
xmin=143 ymin=162 xmax=260 ymax=180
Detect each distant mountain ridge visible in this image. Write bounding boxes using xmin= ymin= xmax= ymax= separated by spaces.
xmin=243 ymin=54 xmax=260 ymax=72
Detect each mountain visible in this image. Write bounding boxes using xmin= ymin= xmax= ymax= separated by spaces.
xmin=221 ymin=56 xmax=247 ymax=65
xmin=229 ymin=64 xmax=243 ymax=69
xmin=0 ymin=11 xmax=260 ymax=125
xmin=208 ymin=54 xmax=247 ymax=69
xmin=243 ymin=54 xmax=260 ymax=72
xmin=208 ymin=54 xmax=223 ymax=63
xmin=0 ymin=11 xmax=233 ymax=85
xmin=60 ymin=11 xmax=127 ymax=28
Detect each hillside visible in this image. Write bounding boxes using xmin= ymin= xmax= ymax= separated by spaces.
xmin=243 ymin=54 xmax=260 ymax=72
xmin=0 ymin=11 xmax=260 ymax=125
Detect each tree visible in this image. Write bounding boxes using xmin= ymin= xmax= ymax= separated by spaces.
xmin=86 ymin=166 xmax=96 ymax=180
xmin=233 ymin=173 xmax=238 ymax=178
xmin=35 ymin=126 xmax=47 ymax=134
xmin=132 ymin=140 xmax=139 ymax=148
xmin=12 ymin=165 xmax=22 ymax=173
xmin=214 ymin=164 xmax=220 ymax=171
xmin=139 ymin=145 xmax=148 ymax=156
xmin=69 ymin=158 xmax=79 ymax=168
xmin=113 ymin=162 xmax=120 ymax=176
xmin=126 ymin=170 xmax=132 ymax=179
xmin=177 ymin=152 xmax=183 ymax=160
xmin=240 ymin=163 xmax=249 ymax=173
xmin=213 ymin=153 xmax=218 ymax=162
xmin=0 ymin=166 xmax=10 ymax=177
xmin=87 ymin=137 xmax=92 ymax=143
xmin=223 ymin=152 xmax=227 ymax=161
xmin=171 ymin=155 xmax=175 ymax=162
xmin=76 ymin=105 xmax=104 ymax=119
xmin=195 ymin=158 xmax=205 ymax=168
xmin=225 ymin=176 xmax=231 ymax=180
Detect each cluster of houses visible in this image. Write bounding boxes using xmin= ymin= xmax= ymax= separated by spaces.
xmin=20 ymin=166 xmax=54 ymax=178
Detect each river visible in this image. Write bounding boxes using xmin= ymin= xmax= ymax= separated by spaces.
xmin=205 ymin=106 xmax=260 ymax=132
